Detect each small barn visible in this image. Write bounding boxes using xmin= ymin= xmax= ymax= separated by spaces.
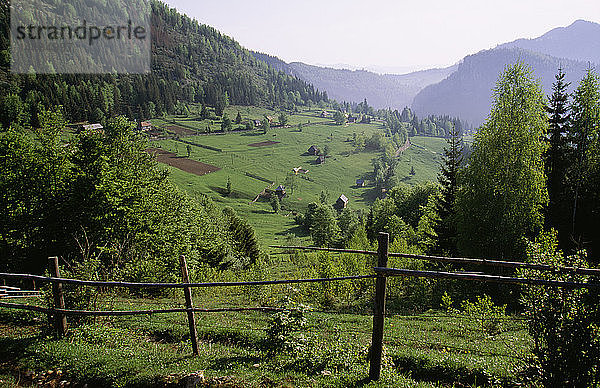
xmin=308 ymin=145 xmax=319 ymax=155
xmin=356 ymin=179 xmax=365 ymax=187
xmin=335 ymin=194 xmax=349 ymax=210
xmin=315 ymin=155 xmax=325 ymax=164
xmin=275 ymin=185 xmax=286 ymax=198
xmin=320 ymin=110 xmax=329 ymax=117
xmin=81 ymin=123 xmax=104 ymax=133
xmin=138 ymin=121 xmax=152 ymax=132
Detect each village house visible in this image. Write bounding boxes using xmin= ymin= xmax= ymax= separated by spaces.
xmin=275 ymin=185 xmax=286 ymax=198
xmin=308 ymin=145 xmax=320 ymax=155
xmin=81 ymin=123 xmax=104 ymax=133
xmin=315 ymin=155 xmax=325 ymax=164
xmin=335 ymin=194 xmax=349 ymax=210
xmin=138 ymin=121 xmax=152 ymax=132
xmin=356 ymin=179 xmax=365 ymax=187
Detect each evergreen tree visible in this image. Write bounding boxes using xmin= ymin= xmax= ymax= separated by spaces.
xmin=235 ymin=111 xmax=242 ymax=125
xmin=545 ymin=68 xmax=571 ymax=245
xmin=270 ymin=194 xmax=280 ymax=213
xmin=457 ymin=62 xmax=548 ymax=260
xmin=568 ymin=68 xmax=600 ymax=257
xmin=432 ymin=124 xmax=463 ymax=255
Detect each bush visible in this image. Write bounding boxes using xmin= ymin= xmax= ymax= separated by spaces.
xmin=520 ymin=231 xmax=600 ymax=387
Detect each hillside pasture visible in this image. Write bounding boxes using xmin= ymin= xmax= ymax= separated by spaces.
xmin=151 ymin=109 xmax=447 ymax=247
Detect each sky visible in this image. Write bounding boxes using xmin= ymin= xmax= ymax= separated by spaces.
xmin=164 ymin=0 xmax=600 ymax=74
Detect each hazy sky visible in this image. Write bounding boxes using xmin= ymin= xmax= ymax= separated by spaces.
xmin=164 ymin=0 xmax=600 ymax=74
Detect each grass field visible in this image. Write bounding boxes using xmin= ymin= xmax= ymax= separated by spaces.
xmin=0 ymin=289 xmax=532 ymax=388
xmin=150 ymin=107 xmax=447 ymax=248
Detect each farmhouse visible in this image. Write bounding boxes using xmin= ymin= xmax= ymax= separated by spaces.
xmin=335 ymin=194 xmax=349 ymax=210
xmin=81 ymin=123 xmax=104 ymax=133
xmin=308 ymin=145 xmax=319 ymax=155
xmin=275 ymin=185 xmax=286 ymax=198
xmin=356 ymin=179 xmax=365 ymax=187
xmin=315 ymin=155 xmax=325 ymax=164
xmin=138 ymin=121 xmax=152 ymax=132
xmin=253 ymin=119 xmax=262 ymax=127
xmin=320 ymin=110 xmax=329 ymax=117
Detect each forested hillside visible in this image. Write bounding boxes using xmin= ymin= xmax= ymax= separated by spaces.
xmin=411 ymin=47 xmax=590 ymax=126
xmin=0 ymin=0 xmax=327 ymax=127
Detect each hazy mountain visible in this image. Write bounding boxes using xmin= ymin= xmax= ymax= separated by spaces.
xmin=287 ymin=62 xmax=456 ymax=109
xmin=411 ymin=20 xmax=600 ymax=126
xmin=498 ymin=20 xmax=600 ymax=66
xmin=249 ymin=51 xmax=456 ymax=109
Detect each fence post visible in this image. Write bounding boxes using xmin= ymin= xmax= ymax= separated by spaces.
xmin=180 ymin=255 xmax=200 ymax=356
xmin=49 ymin=256 xmax=67 ymax=337
xmin=369 ymin=232 xmax=389 ymax=381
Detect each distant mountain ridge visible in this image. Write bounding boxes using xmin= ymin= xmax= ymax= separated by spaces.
xmin=498 ymin=20 xmax=600 ymax=66
xmin=411 ymin=20 xmax=600 ymax=126
xmin=250 ymin=51 xmax=456 ymax=110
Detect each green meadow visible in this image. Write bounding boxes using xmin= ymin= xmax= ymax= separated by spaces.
xmin=151 ymin=107 xmax=447 ymax=248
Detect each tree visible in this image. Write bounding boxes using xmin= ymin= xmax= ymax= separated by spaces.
xmin=545 ymin=68 xmax=571 ymax=240
xmin=278 ymin=112 xmax=288 ymax=126
xmin=186 ymin=144 xmax=192 ymax=158
xmin=308 ymin=203 xmax=340 ymax=247
xmin=270 ymin=195 xmax=280 ymax=213
xmin=262 ymin=115 xmax=271 ymax=134
xmin=221 ymin=112 xmax=232 ymax=132
xmin=225 ymin=177 xmax=232 ymax=196
xmin=456 ymin=62 xmax=548 ymax=260
xmin=333 ymin=111 xmax=346 ymax=125
xmin=235 ymin=111 xmax=242 ymax=125
xmin=432 ymin=124 xmax=463 ymax=255
xmin=568 ymin=68 xmax=600 ymax=257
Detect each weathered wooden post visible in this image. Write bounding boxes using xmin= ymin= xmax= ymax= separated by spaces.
xmin=369 ymin=232 xmax=389 ymax=381
xmin=49 ymin=256 xmax=67 ymax=337
xmin=180 ymin=255 xmax=200 ymax=356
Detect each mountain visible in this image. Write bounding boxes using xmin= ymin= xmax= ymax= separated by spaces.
xmin=498 ymin=20 xmax=600 ymax=66
xmin=411 ymin=20 xmax=600 ymax=126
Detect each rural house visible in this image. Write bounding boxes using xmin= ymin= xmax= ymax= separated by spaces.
xmin=138 ymin=121 xmax=152 ymax=132
xmin=320 ymin=110 xmax=329 ymax=117
xmin=315 ymin=155 xmax=325 ymax=164
xmin=275 ymin=185 xmax=286 ymax=198
xmin=335 ymin=194 xmax=349 ymax=210
xmin=308 ymin=145 xmax=319 ymax=155
xmin=81 ymin=123 xmax=104 ymax=133
xmin=356 ymin=179 xmax=365 ymax=187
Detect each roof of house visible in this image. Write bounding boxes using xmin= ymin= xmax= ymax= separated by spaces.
xmin=140 ymin=121 xmax=151 ymax=127
xmin=82 ymin=123 xmax=103 ymax=131
xmin=356 ymin=179 xmax=364 ymax=184
xmin=316 ymin=155 xmax=325 ymax=162
xmin=276 ymin=185 xmax=286 ymax=191
xmin=337 ymin=194 xmax=349 ymax=203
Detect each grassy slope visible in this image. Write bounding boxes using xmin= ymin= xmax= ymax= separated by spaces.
xmin=0 ymin=293 xmax=531 ymax=388
xmin=151 ymin=107 xmax=447 ymax=248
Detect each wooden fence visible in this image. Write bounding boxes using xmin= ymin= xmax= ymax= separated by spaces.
xmin=1 ymin=233 xmax=600 ymax=382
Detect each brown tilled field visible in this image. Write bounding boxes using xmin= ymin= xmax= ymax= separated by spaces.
xmin=147 ymin=148 xmax=220 ymax=176
xmin=166 ymin=125 xmax=196 ymax=136
xmin=248 ymin=140 xmax=280 ymax=147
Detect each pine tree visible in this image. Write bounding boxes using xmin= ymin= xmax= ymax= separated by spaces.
xmin=568 ymin=68 xmax=600 ymax=255
xmin=545 ymin=68 xmax=571 ymax=243
xmin=432 ymin=124 xmax=463 ymax=255
xmin=235 ymin=111 xmax=242 ymax=125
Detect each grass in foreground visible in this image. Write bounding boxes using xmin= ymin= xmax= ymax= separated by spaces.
xmin=0 ymin=292 xmax=533 ymax=388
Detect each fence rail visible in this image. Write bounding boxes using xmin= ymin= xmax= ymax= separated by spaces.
xmin=1 ymin=235 xmax=599 ymax=382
